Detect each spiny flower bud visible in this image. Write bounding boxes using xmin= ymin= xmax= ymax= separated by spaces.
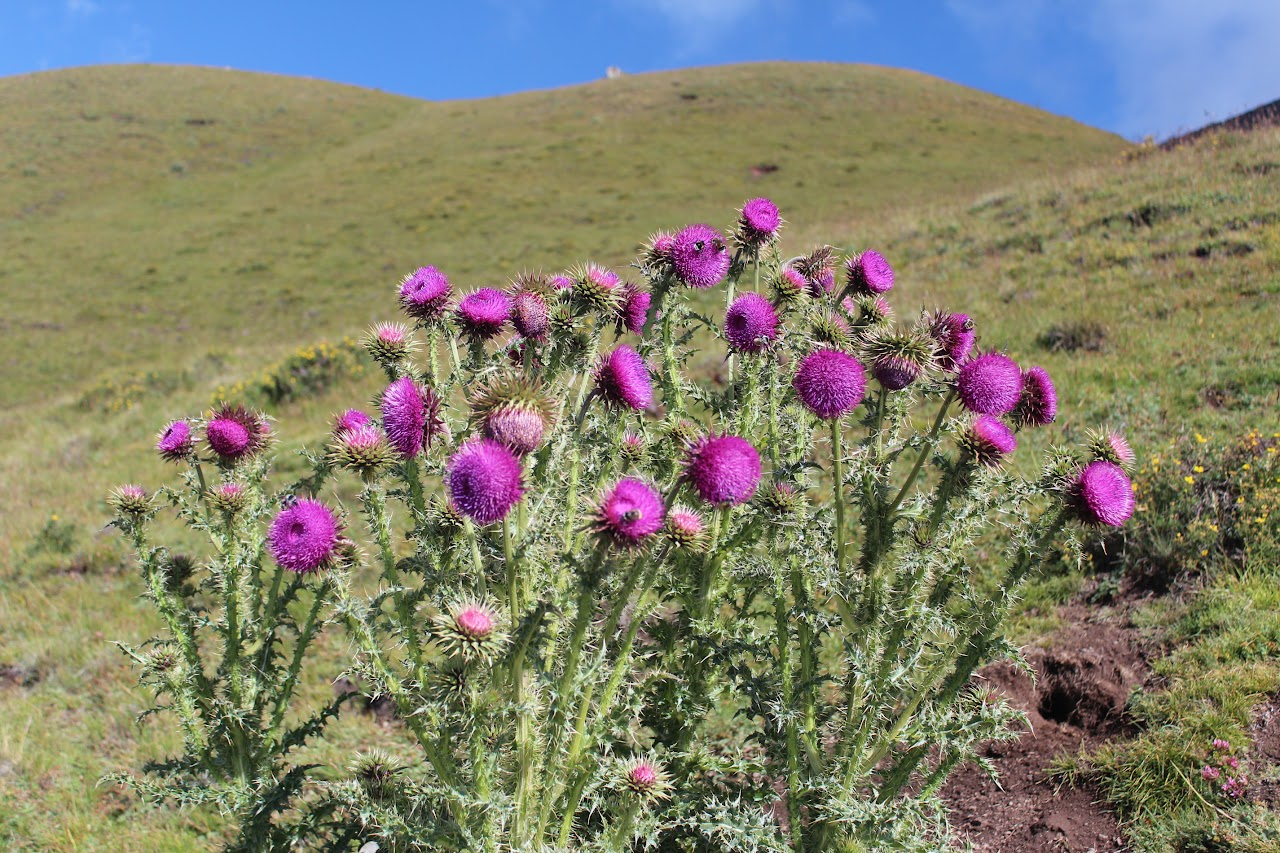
xmin=207 ymin=482 xmax=250 ymax=515
xmin=595 ymin=478 xmax=666 ymax=548
xmin=845 ymin=249 xmax=895 ymax=296
xmin=733 ymin=197 xmax=782 ymax=249
xmin=640 ymin=231 xmax=676 ymax=274
xmin=1087 ymin=429 xmax=1136 ymax=472
xmin=267 ymin=498 xmax=342 ymax=574
xmin=549 ymin=272 xmax=575 ymax=291
xmin=1012 ymin=366 xmax=1058 ymax=428
xmin=206 ymin=404 xmax=270 ymax=465
xmin=594 ymin=345 xmax=654 ymax=411
xmin=863 ymin=331 xmax=936 ymax=392
xmin=550 ymin=304 xmax=579 ymax=338
xmin=792 ymin=246 xmax=837 ymax=298
xmin=155 ymin=420 xmax=195 ymax=464
xmin=446 ymin=438 xmax=524 ymax=525
xmin=380 ymin=377 xmax=445 ymax=460
xmin=471 ymin=376 xmax=557 ymax=456
xmin=684 ymin=435 xmax=762 ymax=506
xmin=724 ymin=292 xmax=780 ymax=354
xmin=162 ymin=553 xmax=197 ymax=591
xmin=620 ymin=432 xmax=647 ymax=466
xmin=811 ymin=312 xmax=852 ymax=347
xmin=110 ymin=484 xmax=153 ymax=518
xmin=330 ymin=424 xmax=396 ymax=478
xmin=773 ymin=267 xmax=809 ymax=306
xmin=663 ymin=417 xmax=703 ymax=453
xmin=398 ymin=266 xmax=452 ymax=323
xmin=926 ymin=310 xmax=976 ymax=371
xmin=570 ymin=263 xmax=624 ymax=314
xmin=428 ymin=496 xmax=467 ymax=533
xmin=456 ymin=288 xmax=511 ymax=340
xmin=363 ymin=322 xmax=416 ymax=369
xmin=353 ymin=750 xmax=403 ymax=799
xmin=433 ymin=599 xmax=508 ymax=663
xmin=619 ymin=758 xmax=672 ymax=801
xmin=959 ymin=416 xmax=1018 ymax=467
xmin=846 ymin=294 xmax=894 ymax=329
xmin=510 ymin=284 xmax=551 ymax=343
xmin=956 ymin=352 xmax=1021 ymax=416
xmin=619 ymin=284 xmax=651 ymax=336
xmin=793 ymin=348 xmax=867 ymax=420
xmin=672 ymin=224 xmax=730 ymax=289
xmin=666 ymin=505 xmax=707 ymax=551
xmin=1069 ymin=461 xmax=1135 ymax=527
xmin=759 ymin=482 xmax=807 ymax=522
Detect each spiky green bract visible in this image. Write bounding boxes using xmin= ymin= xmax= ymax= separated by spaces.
xmin=432 ymin=598 xmax=508 ymax=664
xmin=207 ymin=481 xmax=250 ymax=516
xmin=362 ymin=321 xmax=417 ymax=372
xmin=758 ymin=482 xmax=807 ymax=523
xmin=618 ymin=757 xmax=673 ymax=802
xmin=1086 ymin=427 xmax=1136 ymax=472
xmin=328 ymin=423 xmax=396 ymax=480
xmin=568 ymin=262 xmax=624 ymax=314
xmin=862 ymin=329 xmax=937 ymax=392
xmin=109 ymin=484 xmax=153 ymax=519
xmin=469 ymin=374 xmax=557 ymax=456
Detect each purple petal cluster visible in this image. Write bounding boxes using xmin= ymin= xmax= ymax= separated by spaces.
xmin=792 ymin=349 xmax=867 ymax=420
xmin=206 ymin=406 xmax=268 ymax=463
xmin=620 ymin=285 xmax=650 ymax=335
xmin=594 ymin=345 xmax=653 ymax=411
xmin=1072 ymin=461 xmax=1135 ymax=527
xmin=381 ymin=377 xmax=436 ymax=459
xmin=671 ymin=224 xmax=730 ymax=289
xmin=511 ymin=290 xmax=550 ymax=342
xmin=723 ymin=292 xmax=780 ymax=353
xmin=456 ymin=288 xmax=511 ymax=339
xmin=399 ymin=266 xmax=452 ymax=321
xmin=685 ymin=435 xmax=762 ymax=506
xmin=268 ymin=499 xmax=341 ymax=574
xmin=1013 ymin=366 xmax=1058 ymax=427
xmin=964 ymin=416 xmax=1018 ymax=467
xmin=597 ymin=478 xmax=666 ymax=546
xmin=846 ymin=250 xmax=895 ymax=295
xmin=956 ymin=353 xmax=1022 ymax=416
xmin=737 ymin=197 xmax=781 ymax=246
xmin=156 ymin=420 xmax=194 ymax=463
xmin=333 ymin=408 xmax=372 ymax=437
xmin=446 ymin=438 xmax=525 ymax=525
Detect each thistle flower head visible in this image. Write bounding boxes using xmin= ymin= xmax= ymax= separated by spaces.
xmin=353 ymin=750 xmax=403 ymax=799
xmin=570 ymin=263 xmax=624 ymax=313
xmin=595 ymin=478 xmax=666 ymax=547
xmin=1012 ymin=366 xmax=1058 ymax=427
xmin=927 ymin=310 xmax=976 ymax=371
xmin=793 ymin=348 xmax=867 ymax=420
xmin=810 ymin=312 xmax=852 ymax=347
xmin=846 ymin=294 xmax=894 ymax=329
xmin=684 ymin=435 xmax=762 ymax=506
xmin=550 ymin=273 xmax=575 ymax=291
xmin=110 ymin=484 xmax=153 ymax=518
xmin=846 ymin=249 xmax=895 ymax=296
xmin=665 ymin=505 xmax=707 ymax=551
xmin=433 ymin=598 xmax=508 ymax=663
xmin=455 ymin=288 xmax=511 ymax=340
xmin=793 ymin=246 xmax=838 ymax=298
xmin=1088 ymin=429 xmax=1136 ymax=472
xmin=363 ymin=321 xmax=416 ymax=368
xmin=446 ymin=438 xmax=524 ymax=525
xmin=619 ymin=758 xmax=672 ymax=801
xmin=959 ymin=416 xmax=1018 ymax=467
xmin=759 ymin=482 xmax=807 ymax=522
xmin=155 ymin=419 xmax=195 ymax=463
xmin=671 ymin=224 xmax=730 ymax=289
xmin=724 ymin=292 xmax=780 ymax=354
xmin=863 ymin=330 xmax=936 ymax=391
xmin=640 ymin=230 xmax=676 ymax=273
xmin=620 ymin=431 xmax=647 ymax=466
xmin=1070 ymin=460 xmax=1135 ymax=527
xmin=330 ymin=424 xmax=396 ymax=478
xmin=206 ymin=404 xmax=270 ymax=464
xmin=619 ymin=284 xmax=651 ymax=336
xmin=332 ymin=408 xmax=372 ymax=437
xmin=593 ymin=345 xmax=653 ymax=411
xmin=380 ymin=377 xmax=444 ymax=460
xmin=470 ymin=375 xmax=557 ymax=456
xmin=267 ymin=498 xmax=342 ymax=574
xmin=773 ymin=267 xmax=810 ymax=305
xmin=509 ymin=283 xmax=552 ymax=343
xmin=734 ymin=197 xmax=782 ymax=248
xmin=956 ymin=352 xmax=1022 ymax=416
xmin=207 ymin=482 xmax=250 ymax=515
xmin=398 ymin=265 xmax=453 ymax=322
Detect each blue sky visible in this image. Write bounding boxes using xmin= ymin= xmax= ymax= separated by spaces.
xmin=2 ymin=0 xmax=1278 ymax=141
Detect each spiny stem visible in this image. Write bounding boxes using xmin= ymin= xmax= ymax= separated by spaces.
xmin=832 ymin=419 xmax=848 ymax=578
xmin=888 ymin=389 xmax=955 ymax=516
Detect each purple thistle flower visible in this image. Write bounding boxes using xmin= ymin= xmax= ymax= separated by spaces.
xmin=206 ymin=405 xmax=269 ymax=463
xmin=594 ymin=345 xmax=653 ymax=411
xmin=872 ymin=356 xmax=921 ymax=392
xmin=846 ymin=250 xmax=894 ymax=295
xmin=156 ymin=420 xmax=194 ymax=463
xmin=380 ymin=377 xmax=443 ymax=459
xmin=929 ymin=312 xmax=976 ymax=371
xmin=268 ymin=499 xmax=341 ymax=574
xmin=666 ymin=505 xmax=707 ymax=550
xmin=1013 ymin=366 xmax=1058 ymax=427
xmin=620 ymin=285 xmax=651 ymax=335
xmin=684 ymin=435 xmax=762 ymax=506
xmin=550 ymin=273 xmax=575 ymax=291
xmin=735 ymin=197 xmax=782 ymax=247
xmin=724 ymin=292 xmax=780 ymax=354
xmin=332 ymin=408 xmax=372 ymax=437
xmin=1202 ymin=765 xmax=1221 ymax=781
xmin=621 ymin=758 xmax=671 ymax=800
xmin=398 ymin=266 xmax=453 ymax=322
xmin=511 ymin=290 xmax=550 ymax=342
xmin=456 ymin=288 xmax=511 ymax=339
xmin=956 ymin=352 xmax=1022 ymax=416
xmin=454 ymin=604 xmax=497 ymax=639
xmin=1071 ymin=461 xmax=1135 ymax=527
xmin=671 ymin=224 xmax=730 ymax=289
xmin=484 ymin=406 xmax=547 ymax=456
xmin=792 ymin=349 xmax=867 ymax=420
xmin=961 ymin=416 xmax=1018 ymax=467
xmin=446 ymin=438 xmax=524 ymax=525
xmin=596 ymin=478 xmax=666 ymax=547
xmin=809 ymin=269 xmax=836 ymax=298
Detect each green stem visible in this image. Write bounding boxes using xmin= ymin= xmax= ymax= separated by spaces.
xmin=365 ymin=485 xmax=428 ymax=680
xmin=268 ymin=579 xmax=328 ymax=738
xmin=774 ymin=569 xmax=805 ymax=851
xmin=832 ymin=420 xmax=848 ymax=579
xmin=887 ymin=389 xmax=955 ymax=516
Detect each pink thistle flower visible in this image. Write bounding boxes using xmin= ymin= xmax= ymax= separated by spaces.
xmin=928 ymin=311 xmax=976 ymax=371
xmin=846 ymin=250 xmax=895 ymax=295
xmin=208 ymin=482 xmax=249 ymax=515
xmin=110 ymin=484 xmax=152 ymax=517
xmin=956 ymin=352 xmax=1022 ymax=416
xmin=961 ymin=416 xmax=1018 ymax=467
xmin=456 ymin=288 xmax=511 ymax=340
xmin=332 ymin=408 xmax=372 ymax=437
xmin=620 ymin=285 xmax=651 ymax=335
xmin=1071 ymin=461 xmax=1136 ymax=527
xmin=511 ymin=290 xmax=550 ymax=342
xmin=666 ymin=505 xmax=707 ymax=550
xmin=446 ymin=438 xmax=524 ymax=525
xmin=434 ymin=599 xmax=508 ymax=662
xmin=735 ymin=197 xmax=782 ymax=248
xmin=267 ymin=498 xmax=341 ymax=574
xmin=685 ymin=435 xmax=762 ymax=506
xmin=724 ymin=292 xmax=780 ymax=354
xmin=156 ymin=420 xmax=195 ymax=463
xmin=455 ymin=604 xmax=496 ymax=639
xmin=621 ymin=758 xmax=671 ymax=800
xmin=1013 ymin=366 xmax=1058 ymax=427
xmin=671 ymin=224 xmax=730 ymax=289
xmin=1212 ymin=738 xmax=1232 ymax=752
xmin=550 ymin=273 xmax=575 ymax=291
xmin=594 ymin=345 xmax=653 ymax=411
xmin=206 ymin=405 xmax=269 ymax=463
xmin=792 ymin=348 xmax=867 ymax=420
xmin=330 ymin=423 xmax=396 ymax=477
xmin=380 ymin=377 xmax=439 ymax=460
xmin=809 ymin=269 xmax=836 ymax=298
xmin=364 ymin=321 xmax=415 ymax=367
xmin=1090 ymin=429 xmax=1136 ymax=471
xmin=774 ymin=267 xmax=809 ymax=305
xmin=595 ymin=478 xmax=666 ymax=547
xmin=398 ymin=266 xmax=453 ymax=322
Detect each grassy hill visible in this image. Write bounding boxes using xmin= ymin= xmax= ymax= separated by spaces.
xmin=10 ymin=63 xmax=1277 ymax=851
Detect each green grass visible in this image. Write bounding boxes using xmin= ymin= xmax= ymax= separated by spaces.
xmin=1 ymin=61 xmax=1277 ymax=849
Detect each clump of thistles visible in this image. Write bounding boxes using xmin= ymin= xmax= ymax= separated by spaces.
xmin=455 ymin=288 xmax=511 ymax=340
xmin=845 ymin=249 xmax=894 ymax=296
xmin=1012 ymin=366 xmax=1057 ymax=427
xmin=671 ymin=224 xmax=730 ymax=289
xmin=363 ymin=322 xmax=416 ymax=370
xmin=724 ymin=292 xmax=780 ymax=354
xmin=267 ymin=498 xmax=342 ymax=574
xmin=595 ymin=478 xmax=666 ymax=547
xmin=446 ymin=438 xmax=524 ymax=525
xmin=398 ymin=266 xmax=452 ymax=323
xmin=959 ymin=416 xmax=1018 ymax=467
xmin=684 ymin=435 xmax=762 ymax=506
xmin=956 ymin=352 xmax=1021 ymax=416
xmin=380 ymin=377 xmax=444 ymax=460
xmin=733 ymin=197 xmax=782 ymax=249
xmin=470 ymin=376 xmax=556 ymax=456
xmin=155 ymin=420 xmax=195 ymax=463
xmin=206 ymin=405 xmax=270 ymax=464
xmin=594 ymin=345 xmax=653 ymax=411
xmin=433 ymin=600 xmax=507 ymax=663
xmin=1070 ymin=460 xmax=1136 ymax=527
xmin=665 ymin=505 xmax=707 ymax=551
xmin=793 ymin=349 xmax=867 ymax=419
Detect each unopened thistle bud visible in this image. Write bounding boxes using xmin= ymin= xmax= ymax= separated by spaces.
xmin=847 ymin=294 xmax=894 ymax=329
xmin=665 ymin=505 xmax=707 ymax=551
xmin=162 ymin=553 xmax=197 ymax=591
xmin=792 ymin=246 xmax=837 ymax=298
xmin=620 ymin=432 xmax=647 ymax=466
xmin=155 ymin=419 xmax=195 ymax=463
xmin=759 ymin=482 xmax=807 ymax=522
xmin=329 ymin=424 xmax=396 ymax=479
xmin=663 ymin=417 xmax=703 ymax=453
xmin=640 ymin=231 xmax=676 ymax=274
xmin=207 ymin=481 xmax=250 ymax=515
xmin=353 ymin=750 xmax=404 ymax=799
xmin=433 ymin=599 xmax=508 ymax=663
xmin=428 ymin=496 xmax=467 ymax=533
xmin=773 ymin=267 xmax=810 ymax=306
xmin=811 ymin=311 xmax=852 ymax=347
xmin=569 ymin=263 xmax=624 ymax=314
xmin=110 ymin=484 xmax=153 ymax=518
xmin=470 ymin=375 xmax=557 ymax=456
xmin=363 ymin=322 xmax=416 ymax=369
xmin=619 ymin=758 xmax=672 ymax=801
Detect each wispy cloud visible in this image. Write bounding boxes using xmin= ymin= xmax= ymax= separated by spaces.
xmin=832 ymin=1 xmax=874 ymax=28
xmin=66 ymin=0 xmax=100 ymax=18
xmin=621 ymin=0 xmax=766 ymax=51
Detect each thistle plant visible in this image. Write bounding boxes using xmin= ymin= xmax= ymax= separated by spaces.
xmin=114 ymin=198 xmax=1133 ymax=851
